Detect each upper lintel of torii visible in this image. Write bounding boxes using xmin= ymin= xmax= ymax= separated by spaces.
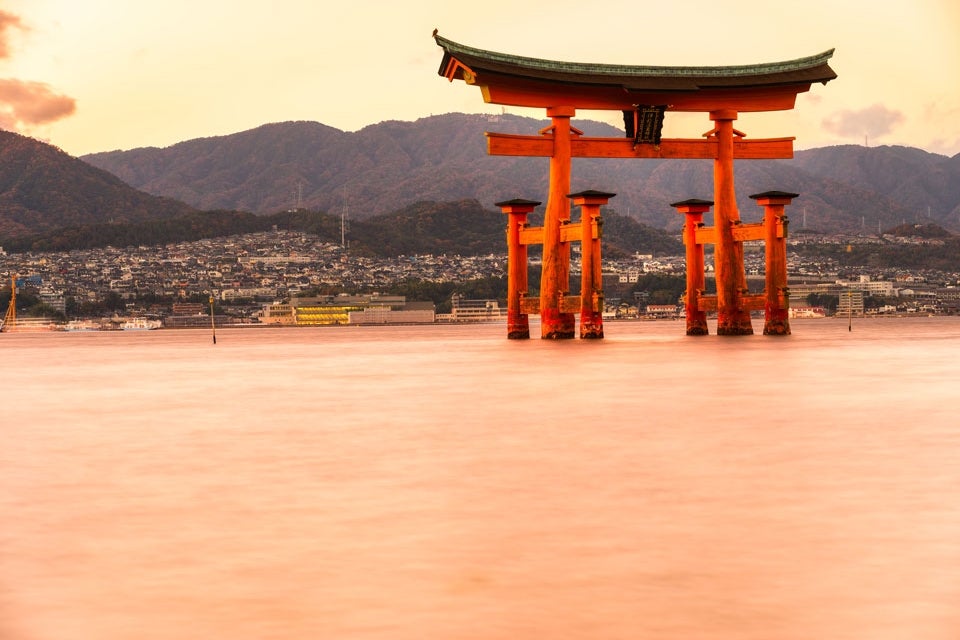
xmin=433 ymin=30 xmax=837 ymax=113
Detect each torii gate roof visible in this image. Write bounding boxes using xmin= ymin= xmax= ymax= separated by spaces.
xmin=434 ymin=31 xmax=836 ymax=112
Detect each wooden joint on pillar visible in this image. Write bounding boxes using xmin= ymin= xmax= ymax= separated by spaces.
xmin=739 ymin=294 xmax=768 ymax=311
xmin=694 ymin=226 xmax=717 ymax=245
xmin=519 ymin=295 xmax=540 ymax=315
xmin=702 ymin=125 xmax=747 ymax=138
xmin=592 ymin=292 xmax=604 ymax=313
xmin=559 ymin=294 xmax=581 ymax=314
xmin=710 ymin=108 xmax=739 ymax=121
xmin=559 ymin=222 xmax=582 ymax=243
xmin=731 ymin=222 xmax=766 ymax=242
xmin=546 ymin=106 xmax=576 ymax=118
xmin=519 ymin=226 xmax=544 ymax=245
xmin=587 ymin=217 xmax=601 ymax=240
xmin=558 ymin=219 xmax=600 ymax=242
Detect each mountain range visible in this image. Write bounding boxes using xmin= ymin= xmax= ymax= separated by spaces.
xmin=0 ymin=130 xmax=195 ymax=239
xmin=1 ymin=114 xmax=959 ymax=253
xmin=0 ymin=128 xmax=681 ymax=257
xmin=81 ymin=114 xmax=960 ymax=232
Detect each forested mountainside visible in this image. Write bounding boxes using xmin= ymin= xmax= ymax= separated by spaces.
xmin=0 ymin=130 xmax=195 ymax=239
xmin=5 ymin=198 xmax=683 ymax=258
xmin=81 ymin=114 xmax=960 ymax=232
xmin=3 ymin=114 xmax=960 ymax=253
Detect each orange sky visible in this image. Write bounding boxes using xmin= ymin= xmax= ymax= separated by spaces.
xmin=2 ymin=0 xmax=959 ymax=157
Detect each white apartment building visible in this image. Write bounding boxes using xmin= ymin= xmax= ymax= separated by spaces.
xmin=837 ymin=290 xmax=865 ymax=316
xmin=837 ymin=275 xmax=896 ymax=297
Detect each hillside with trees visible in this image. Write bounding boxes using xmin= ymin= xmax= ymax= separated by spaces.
xmin=81 ymin=114 xmax=960 ymax=233
xmin=3 ymin=114 xmax=960 ymax=256
xmin=0 ymin=130 xmax=195 ymax=239
xmin=4 ymin=198 xmax=682 ymax=258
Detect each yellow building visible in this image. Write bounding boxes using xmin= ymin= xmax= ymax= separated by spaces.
xmin=258 ymin=294 xmax=430 ymax=326
xmin=294 ymin=304 xmax=363 ymax=326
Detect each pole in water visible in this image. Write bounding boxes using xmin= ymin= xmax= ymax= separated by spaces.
xmin=848 ymin=290 xmax=852 ymax=332
xmin=209 ymin=295 xmax=217 ymax=344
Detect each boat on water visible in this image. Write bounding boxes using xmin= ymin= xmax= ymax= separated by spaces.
xmin=2 ymin=274 xmax=60 ymax=331
xmin=1 ymin=317 xmax=62 ymax=332
xmin=119 ymin=317 xmax=162 ymax=331
xmin=64 ymin=319 xmax=103 ymax=332
xmin=61 ymin=317 xmax=163 ymax=331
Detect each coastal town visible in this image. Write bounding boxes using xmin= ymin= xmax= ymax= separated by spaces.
xmin=1 ymin=226 xmax=959 ymax=330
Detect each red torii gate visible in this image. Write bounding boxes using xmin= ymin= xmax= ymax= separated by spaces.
xmin=434 ymin=31 xmax=836 ymax=338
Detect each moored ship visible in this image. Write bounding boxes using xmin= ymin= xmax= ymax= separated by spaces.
xmin=120 ymin=317 xmax=162 ymax=330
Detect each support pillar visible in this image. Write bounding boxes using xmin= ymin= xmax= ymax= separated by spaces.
xmin=710 ymin=110 xmax=753 ymax=335
xmin=540 ymin=106 xmax=577 ymax=339
xmin=496 ymin=198 xmax=540 ymax=339
xmin=569 ymin=190 xmax=613 ymax=339
xmin=750 ymin=190 xmax=797 ymax=335
xmin=671 ymin=199 xmax=712 ymax=335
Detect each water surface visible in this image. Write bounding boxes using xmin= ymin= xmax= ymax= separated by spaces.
xmin=3 ymin=318 xmax=959 ymax=639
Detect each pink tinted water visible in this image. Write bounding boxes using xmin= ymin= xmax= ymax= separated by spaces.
xmin=2 ymin=318 xmax=959 ymax=639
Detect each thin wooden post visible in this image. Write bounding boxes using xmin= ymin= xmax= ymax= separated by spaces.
xmin=750 ymin=191 xmax=797 ymax=335
xmin=710 ymin=110 xmax=753 ymax=335
xmin=569 ymin=190 xmax=613 ymax=339
xmin=671 ymin=199 xmax=712 ymax=335
xmin=496 ymin=198 xmax=540 ymax=339
xmin=1 ymin=275 xmax=16 ymax=332
xmin=209 ymin=295 xmax=217 ymax=344
xmin=540 ymin=106 xmax=576 ymax=339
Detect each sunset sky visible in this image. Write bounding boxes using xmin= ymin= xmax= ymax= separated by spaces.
xmin=2 ymin=0 xmax=959 ymax=157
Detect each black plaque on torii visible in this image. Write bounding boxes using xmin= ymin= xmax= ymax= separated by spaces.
xmin=623 ymin=105 xmax=666 ymax=146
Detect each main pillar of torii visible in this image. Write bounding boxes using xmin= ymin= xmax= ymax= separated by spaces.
xmin=433 ymin=31 xmax=835 ymax=337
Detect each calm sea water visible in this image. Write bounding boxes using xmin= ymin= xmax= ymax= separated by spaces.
xmin=2 ymin=317 xmax=959 ymax=640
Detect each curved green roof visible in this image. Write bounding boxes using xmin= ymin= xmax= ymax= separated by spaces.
xmin=434 ymin=31 xmax=836 ymax=92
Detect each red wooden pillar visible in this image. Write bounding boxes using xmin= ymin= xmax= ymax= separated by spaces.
xmin=750 ymin=190 xmax=797 ymax=336
xmin=710 ymin=109 xmax=753 ymax=335
xmin=671 ymin=198 xmax=712 ymax=335
xmin=569 ymin=190 xmax=613 ymax=339
xmin=541 ymin=106 xmax=576 ymax=339
xmin=496 ymin=198 xmax=540 ymax=339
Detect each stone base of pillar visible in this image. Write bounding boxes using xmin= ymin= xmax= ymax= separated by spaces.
xmin=560 ymin=312 xmax=576 ymax=337
xmin=541 ymin=308 xmax=576 ymax=339
xmin=763 ymin=321 xmax=790 ymax=336
xmin=717 ymin=310 xmax=754 ymax=335
xmin=579 ymin=310 xmax=604 ymax=339
xmin=763 ymin=307 xmax=791 ymax=336
xmin=507 ymin=312 xmax=530 ymax=339
xmin=686 ymin=320 xmax=709 ymax=336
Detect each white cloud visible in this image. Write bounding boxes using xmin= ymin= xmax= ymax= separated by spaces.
xmin=822 ymin=104 xmax=905 ymax=141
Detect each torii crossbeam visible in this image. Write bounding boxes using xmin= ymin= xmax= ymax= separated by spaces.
xmin=434 ymin=31 xmax=836 ymax=338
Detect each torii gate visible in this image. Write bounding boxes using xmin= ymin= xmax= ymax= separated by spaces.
xmin=434 ymin=31 xmax=836 ymax=338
